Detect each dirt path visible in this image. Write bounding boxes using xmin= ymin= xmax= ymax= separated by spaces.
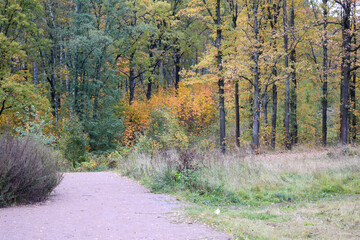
xmin=0 ymin=172 xmax=230 ymax=240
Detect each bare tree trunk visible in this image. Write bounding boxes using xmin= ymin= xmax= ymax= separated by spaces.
xmin=351 ymin=47 xmax=357 ymax=142
xmin=283 ymin=0 xmax=291 ymax=149
xmin=146 ymin=50 xmax=154 ymax=100
xmin=174 ymin=53 xmax=181 ymax=90
xmin=215 ymin=0 xmax=226 ymax=153
xmin=235 ymin=80 xmax=240 ymax=147
xmin=48 ymin=46 xmax=59 ymax=122
xmin=289 ymin=0 xmax=297 ymax=145
xmin=129 ymin=52 xmax=135 ymax=105
xmin=33 ymin=61 xmax=38 ymax=86
xmin=339 ymin=1 xmax=352 ymax=145
xmin=350 ymin=1 xmax=357 ymax=142
xmin=252 ymin=0 xmax=260 ymax=152
xmin=268 ymin=0 xmax=279 ymax=150
xmin=322 ymin=0 xmax=328 ymax=146
xmin=271 ymin=83 xmax=277 ymax=149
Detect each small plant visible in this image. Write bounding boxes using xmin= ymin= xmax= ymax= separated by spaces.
xmin=0 ymin=135 xmax=62 ymax=207
xmin=177 ymin=148 xmax=198 ymax=173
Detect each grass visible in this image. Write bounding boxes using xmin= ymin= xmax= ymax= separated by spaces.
xmin=119 ymin=146 xmax=360 ymax=239
xmin=184 ymin=195 xmax=360 ymax=239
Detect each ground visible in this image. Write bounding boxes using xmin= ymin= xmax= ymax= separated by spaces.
xmin=0 ymin=172 xmax=230 ymax=240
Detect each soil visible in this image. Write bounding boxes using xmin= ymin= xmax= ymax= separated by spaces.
xmin=0 ymin=172 xmax=231 ymax=240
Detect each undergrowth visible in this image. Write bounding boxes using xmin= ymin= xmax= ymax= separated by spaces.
xmin=120 ymin=148 xmax=360 ymax=206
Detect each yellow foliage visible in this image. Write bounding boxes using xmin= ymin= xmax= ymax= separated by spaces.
xmin=120 ymin=83 xmax=217 ymax=146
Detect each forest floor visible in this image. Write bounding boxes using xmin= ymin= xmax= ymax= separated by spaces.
xmin=0 ymin=172 xmax=230 ymax=240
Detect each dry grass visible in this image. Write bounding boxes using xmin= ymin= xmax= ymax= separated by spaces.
xmin=120 ymin=147 xmax=360 ymax=239
xmin=196 ymin=147 xmax=360 ymax=200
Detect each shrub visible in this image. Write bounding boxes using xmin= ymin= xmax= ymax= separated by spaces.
xmin=0 ymin=135 xmax=62 ymax=207
xmin=60 ymin=115 xmax=89 ymax=167
xmin=85 ymin=96 xmax=123 ymax=153
xmin=136 ymin=108 xmax=189 ymax=153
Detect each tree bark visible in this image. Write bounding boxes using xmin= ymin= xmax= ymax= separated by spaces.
xmin=215 ymin=0 xmax=226 ymax=153
xmin=268 ymin=0 xmax=279 ymax=150
xmin=271 ymin=83 xmax=277 ymax=149
xmin=252 ymin=0 xmax=260 ymax=152
xmin=129 ymin=52 xmax=135 ymax=105
xmin=289 ymin=0 xmax=297 ymax=145
xmin=146 ymin=50 xmax=154 ymax=100
xmin=174 ymin=53 xmax=181 ymax=90
xmin=283 ymin=0 xmax=291 ymax=149
xmin=350 ymin=1 xmax=357 ymax=142
xmin=322 ymin=0 xmax=328 ymax=146
xmin=235 ymin=80 xmax=240 ymax=147
xmin=339 ymin=1 xmax=352 ymax=145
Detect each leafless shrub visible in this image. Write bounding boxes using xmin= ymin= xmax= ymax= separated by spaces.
xmin=0 ymin=135 xmax=63 ymax=207
xmin=177 ymin=148 xmax=198 ymax=173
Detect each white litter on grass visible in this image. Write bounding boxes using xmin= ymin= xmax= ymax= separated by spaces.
xmin=214 ymin=209 xmax=220 ymax=215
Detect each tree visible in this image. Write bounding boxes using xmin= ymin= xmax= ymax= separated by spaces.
xmin=0 ymin=0 xmax=50 ymax=127
xmin=335 ymin=0 xmax=359 ymax=144
xmin=185 ymin=0 xmax=227 ymax=152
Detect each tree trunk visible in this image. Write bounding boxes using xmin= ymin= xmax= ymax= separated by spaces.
xmin=271 ymin=83 xmax=277 ymax=149
xmin=215 ymin=0 xmax=226 ymax=153
xmin=339 ymin=2 xmax=352 ymax=145
xmin=174 ymin=53 xmax=181 ymax=90
xmin=263 ymin=91 xmax=269 ymax=145
xmin=235 ymin=80 xmax=240 ymax=147
xmin=350 ymin=2 xmax=357 ymax=142
xmin=289 ymin=0 xmax=297 ymax=145
xmin=351 ymin=48 xmax=357 ymax=142
xmin=268 ymin=0 xmax=279 ymax=150
xmin=283 ymin=0 xmax=291 ymax=149
xmin=146 ymin=50 xmax=154 ymax=100
xmin=33 ymin=61 xmax=38 ymax=86
xmin=322 ymin=0 xmax=328 ymax=146
xmin=129 ymin=52 xmax=135 ymax=104
xmin=49 ymin=46 xmax=58 ymax=122
xmin=252 ymin=0 xmax=260 ymax=152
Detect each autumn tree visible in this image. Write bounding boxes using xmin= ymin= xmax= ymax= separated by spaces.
xmin=335 ymin=0 xmax=359 ymax=144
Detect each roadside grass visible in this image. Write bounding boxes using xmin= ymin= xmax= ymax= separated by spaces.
xmin=119 ymin=147 xmax=360 ymax=239
xmin=184 ymin=195 xmax=360 ymax=240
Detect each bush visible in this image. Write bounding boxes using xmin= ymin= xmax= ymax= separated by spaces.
xmin=60 ymin=115 xmax=89 ymax=167
xmin=136 ymin=108 xmax=189 ymax=153
xmin=0 ymin=135 xmax=62 ymax=207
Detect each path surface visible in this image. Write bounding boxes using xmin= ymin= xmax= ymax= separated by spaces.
xmin=0 ymin=172 xmax=230 ymax=240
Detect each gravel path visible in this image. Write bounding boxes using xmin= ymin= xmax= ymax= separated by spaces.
xmin=0 ymin=172 xmax=230 ymax=240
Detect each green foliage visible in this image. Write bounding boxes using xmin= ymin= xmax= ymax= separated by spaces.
xmin=136 ymin=108 xmax=189 ymax=153
xmin=15 ymin=108 xmax=56 ymax=146
xmin=74 ymin=152 xmax=121 ymax=172
xmin=61 ymin=116 xmax=89 ymax=168
xmin=85 ymin=96 xmax=123 ymax=153
xmin=0 ymin=135 xmax=62 ymax=207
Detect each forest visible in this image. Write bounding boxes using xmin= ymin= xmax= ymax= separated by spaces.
xmin=1 ymin=0 xmax=360 ymax=154
xmin=1 ymin=0 xmax=360 ymax=239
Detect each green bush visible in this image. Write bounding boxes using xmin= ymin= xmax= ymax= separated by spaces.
xmin=0 ymin=135 xmax=62 ymax=207
xmin=136 ymin=108 xmax=189 ymax=153
xmin=85 ymin=97 xmax=123 ymax=153
xmin=61 ymin=115 xmax=89 ymax=167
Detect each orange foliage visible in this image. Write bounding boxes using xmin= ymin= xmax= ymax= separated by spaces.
xmin=121 ymin=83 xmax=217 ymax=146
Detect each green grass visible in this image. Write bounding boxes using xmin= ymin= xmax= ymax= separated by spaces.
xmin=119 ymin=147 xmax=360 ymax=239
xmin=183 ymin=195 xmax=360 ymax=239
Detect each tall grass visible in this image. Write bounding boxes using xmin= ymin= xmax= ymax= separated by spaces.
xmin=120 ymin=147 xmax=360 ymax=205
